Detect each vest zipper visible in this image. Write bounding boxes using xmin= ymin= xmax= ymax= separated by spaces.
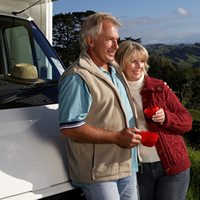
xmin=90 ymin=143 xmax=95 ymax=180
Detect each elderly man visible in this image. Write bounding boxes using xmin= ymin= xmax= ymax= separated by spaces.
xmin=58 ymin=12 xmax=141 ymax=200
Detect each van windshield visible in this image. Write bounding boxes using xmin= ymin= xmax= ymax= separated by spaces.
xmin=0 ymin=15 xmax=65 ymax=109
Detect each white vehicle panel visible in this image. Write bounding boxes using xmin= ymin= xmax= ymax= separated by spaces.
xmin=0 ymin=104 xmax=70 ymax=199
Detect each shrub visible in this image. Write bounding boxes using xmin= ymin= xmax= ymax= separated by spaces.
xmin=186 ymin=143 xmax=200 ymax=200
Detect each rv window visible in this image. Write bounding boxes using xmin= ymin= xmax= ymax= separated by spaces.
xmin=5 ymin=25 xmax=34 ymax=71
xmin=0 ymin=15 xmax=65 ymax=109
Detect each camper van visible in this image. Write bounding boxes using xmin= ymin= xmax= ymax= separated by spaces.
xmin=0 ymin=0 xmax=78 ymax=199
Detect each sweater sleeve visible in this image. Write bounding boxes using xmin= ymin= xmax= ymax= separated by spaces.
xmin=159 ymin=86 xmax=192 ymax=134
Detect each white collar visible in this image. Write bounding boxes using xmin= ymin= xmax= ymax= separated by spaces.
xmin=127 ymin=73 xmax=145 ymax=91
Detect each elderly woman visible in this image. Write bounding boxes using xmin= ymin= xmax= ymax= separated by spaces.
xmin=115 ymin=40 xmax=192 ymax=200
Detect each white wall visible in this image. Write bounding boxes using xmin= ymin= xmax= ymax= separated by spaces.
xmin=30 ymin=0 xmax=54 ymax=44
xmin=0 ymin=0 xmax=56 ymax=44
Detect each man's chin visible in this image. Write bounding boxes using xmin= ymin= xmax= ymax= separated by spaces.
xmin=106 ymin=56 xmax=115 ymax=63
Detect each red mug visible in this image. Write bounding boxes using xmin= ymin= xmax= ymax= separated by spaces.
xmin=144 ymin=106 xmax=159 ymax=119
xmin=136 ymin=131 xmax=158 ymax=147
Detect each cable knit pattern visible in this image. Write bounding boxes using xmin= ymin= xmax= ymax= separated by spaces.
xmin=139 ymin=75 xmax=192 ymax=175
xmin=127 ymin=74 xmax=160 ymax=163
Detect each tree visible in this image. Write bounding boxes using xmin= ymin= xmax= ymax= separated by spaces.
xmin=189 ymin=70 xmax=200 ymax=109
xmin=147 ymin=56 xmax=174 ymax=80
xmin=148 ymin=55 xmax=196 ymax=106
xmin=148 ymin=56 xmax=163 ymax=79
xmin=164 ymin=67 xmax=195 ymax=105
xmin=118 ymin=37 xmax=142 ymax=44
xmin=53 ymin=11 xmax=95 ymax=67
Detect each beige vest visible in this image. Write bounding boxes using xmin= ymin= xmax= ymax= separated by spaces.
xmin=59 ymin=51 xmax=138 ymax=183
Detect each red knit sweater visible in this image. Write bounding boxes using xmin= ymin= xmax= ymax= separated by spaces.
xmin=140 ymin=75 xmax=192 ymax=175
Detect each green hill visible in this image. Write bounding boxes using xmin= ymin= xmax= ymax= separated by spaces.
xmin=146 ymin=43 xmax=200 ymax=68
xmin=188 ymin=109 xmax=200 ymax=121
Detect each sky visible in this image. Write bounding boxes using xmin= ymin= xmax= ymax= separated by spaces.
xmin=53 ymin=0 xmax=200 ymax=46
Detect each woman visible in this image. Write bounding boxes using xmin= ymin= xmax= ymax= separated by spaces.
xmin=115 ymin=40 xmax=192 ymax=200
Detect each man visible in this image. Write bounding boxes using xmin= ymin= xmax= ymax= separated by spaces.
xmin=58 ymin=12 xmax=141 ymax=200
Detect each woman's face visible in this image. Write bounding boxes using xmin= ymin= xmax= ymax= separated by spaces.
xmin=123 ymin=51 xmax=145 ymax=82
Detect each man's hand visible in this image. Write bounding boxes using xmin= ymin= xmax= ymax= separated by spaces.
xmin=116 ymin=127 xmax=142 ymax=148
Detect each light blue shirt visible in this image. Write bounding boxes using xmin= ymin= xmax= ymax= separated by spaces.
xmin=59 ymin=64 xmax=138 ymax=186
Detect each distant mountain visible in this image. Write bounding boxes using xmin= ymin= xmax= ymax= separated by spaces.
xmin=145 ymin=43 xmax=200 ymax=68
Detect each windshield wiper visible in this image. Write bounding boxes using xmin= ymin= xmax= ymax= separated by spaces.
xmin=0 ymin=80 xmax=58 ymax=104
xmin=20 ymin=80 xmax=58 ymax=89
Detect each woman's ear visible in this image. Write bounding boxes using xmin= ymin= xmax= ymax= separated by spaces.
xmin=85 ymin=35 xmax=94 ymax=48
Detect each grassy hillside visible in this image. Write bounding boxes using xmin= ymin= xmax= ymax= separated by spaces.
xmin=185 ymin=109 xmax=200 ymax=199
xmin=186 ymin=145 xmax=200 ymax=200
xmin=146 ymin=43 xmax=200 ymax=68
xmin=188 ymin=109 xmax=200 ymax=121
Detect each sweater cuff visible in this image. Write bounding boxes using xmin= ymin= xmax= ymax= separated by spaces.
xmin=159 ymin=111 xmax=170 ymax=128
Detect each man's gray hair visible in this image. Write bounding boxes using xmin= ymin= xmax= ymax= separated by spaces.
xmin=79 ymin=12 xmax=122 ymax=52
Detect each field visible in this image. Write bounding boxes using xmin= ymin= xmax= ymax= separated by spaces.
xmin=185 ymin=109 xmax=200 ymax=200
xmin=146 ymin=43 xmax=200 ymax=68
xmin=188 ymin=109 xmax=200 ymax=121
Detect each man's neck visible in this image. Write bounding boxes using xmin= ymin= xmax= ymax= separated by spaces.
xmin=87 ymin=51 xmax=111 ymax=73
xmin=101 ymin=63 xmax=111 ymax=73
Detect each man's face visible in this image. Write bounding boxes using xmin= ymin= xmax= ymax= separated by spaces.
xmin=89 ymin=20 xmax=119 ymax=66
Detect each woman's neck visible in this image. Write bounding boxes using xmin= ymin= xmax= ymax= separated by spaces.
xmin=127 ymin=73 xmax=145 ymax=91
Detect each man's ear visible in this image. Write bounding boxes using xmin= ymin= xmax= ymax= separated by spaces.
xmin=85 ymin=35 xmax=94 ymax=48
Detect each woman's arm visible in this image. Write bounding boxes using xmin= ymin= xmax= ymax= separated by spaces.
xmin=156 ymin=86 xmax=192 ymax=134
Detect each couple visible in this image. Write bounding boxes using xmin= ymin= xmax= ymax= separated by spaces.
xmin=58 ymin=12 xmax=192 ymax=200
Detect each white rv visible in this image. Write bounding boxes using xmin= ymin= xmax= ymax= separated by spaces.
xmin=0 ymin=0 xmax=77 ymax=199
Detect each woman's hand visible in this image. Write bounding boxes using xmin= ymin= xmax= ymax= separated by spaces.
xmin=152 ymin=108 xmax=165 ymax=123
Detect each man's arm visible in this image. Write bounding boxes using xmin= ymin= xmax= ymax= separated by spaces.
xmin=61 ymin=123 xmax=141 ymax=148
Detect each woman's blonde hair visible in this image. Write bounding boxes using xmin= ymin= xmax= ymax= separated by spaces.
xmin=115 ymin=40 xmax=150 ymax=75
xmin=79 ymin=12 xmax=122 ymax=52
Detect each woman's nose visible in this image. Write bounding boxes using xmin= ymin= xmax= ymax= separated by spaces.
xmin=135 ymin=62 xmax=141 ymax=68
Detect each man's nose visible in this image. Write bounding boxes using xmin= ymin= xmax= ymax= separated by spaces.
xmin=113 ymin=40 xmax=119 ymax=49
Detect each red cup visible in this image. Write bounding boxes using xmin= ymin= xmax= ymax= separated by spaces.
xmin=136 ymin=131 xmax=158 ymax=147
xmin=144 ymin=106 xmax=159 ymax=119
